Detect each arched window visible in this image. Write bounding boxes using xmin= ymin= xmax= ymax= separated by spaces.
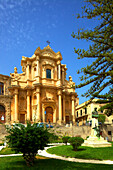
xmin=0 ymin=82 xmax=4 ymax=95
xmin=0 ymin=105 xmax=5 ymax=123
xmin=46 ymin=69 xmax=51 ymax=79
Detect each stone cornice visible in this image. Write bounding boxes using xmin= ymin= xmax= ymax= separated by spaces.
xmin=0 ymin=74 xmax=10 ymax=79
xmin=0 ymin=95 xmax=12 ymax=99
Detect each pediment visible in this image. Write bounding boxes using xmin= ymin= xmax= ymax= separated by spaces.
xmin=34 ymin=45 xmax=62 ymax=60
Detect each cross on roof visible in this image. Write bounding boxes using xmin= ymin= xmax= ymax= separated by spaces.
xmin=46 ymin=40 xmax=50 ymax=45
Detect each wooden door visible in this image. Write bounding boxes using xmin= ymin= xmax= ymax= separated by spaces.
xmin=20 ymin=114 xmax=25 ymax=124
xmin=66 ymin=116 xmax=69 ymax=124
xmin=45 ymin=107 xmax=53 ymax=123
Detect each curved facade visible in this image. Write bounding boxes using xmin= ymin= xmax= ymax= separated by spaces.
xmin=0 ymin=45 xmax=79 ymax=124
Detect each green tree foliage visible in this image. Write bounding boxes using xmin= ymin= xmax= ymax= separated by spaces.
xmin=98 ymin=114 xmax=106 ymax=124
xmin=6 ymin=122 xmax=49 ymax=166
xmin=68 ymin=137 xmax=84 ymax=151
xmin=72 ymin=0 xmax=113 ymax=114
xmin=62 ymin=136 xmax=70 ymax=145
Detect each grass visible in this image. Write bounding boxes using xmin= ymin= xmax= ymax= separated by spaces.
xmin=47 ymin=144 xmax=113 ymax=160
xmin=0 ymin=147 xmax=21 ymax=155
xmin=0 ymin=143 xmax=4 ymax=146
xmin=0 ymin=156 xmax=113 ymax=169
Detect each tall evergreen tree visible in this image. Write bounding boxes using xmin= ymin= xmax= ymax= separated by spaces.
xmin=72 ymin=0 xmax=113 ymax=114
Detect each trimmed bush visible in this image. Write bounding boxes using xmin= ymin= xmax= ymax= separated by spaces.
xmin=62 ymin=136 xmax=70 ymax=145
xmin=68 ymin=137 xmax=84 ymax=151
xmin=6 ymin=122 xmax=49 ymax=166
xmin=0 ymin=142 xmax=4 ymax=146
xmin=48 ymin=132 xmax=59 ymax=143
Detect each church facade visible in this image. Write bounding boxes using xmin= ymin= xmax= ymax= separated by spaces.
xmin=0 ymin=45 xmax=79 ymax=124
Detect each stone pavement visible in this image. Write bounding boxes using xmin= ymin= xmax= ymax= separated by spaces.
xmin=1 ymin=144 xmax=113 ymax=165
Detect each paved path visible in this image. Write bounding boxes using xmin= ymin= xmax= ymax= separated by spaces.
xmin=38 ymin=146 xmax=113 ymax=165
xmin=1 ymin=144 xmax=113 ymax=165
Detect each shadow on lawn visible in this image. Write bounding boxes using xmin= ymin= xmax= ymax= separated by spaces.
xmin=76 ymin=148 xmax=86 ymax=151
xmin=71 ymin=148 xmax=86 ymax=151
xmin=1 ymin=157 xmax=113 ymax=170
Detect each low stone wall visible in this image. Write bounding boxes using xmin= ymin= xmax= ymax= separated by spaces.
xmin=0 ymin=124 xmax=8 ymax=143
xmin=0 ymin=124 xmax=91 ymax=144
xmin=49 ymin=125 xmax=91 ymax=139
xmin=101 ymin=124 xmax=113 ymax=141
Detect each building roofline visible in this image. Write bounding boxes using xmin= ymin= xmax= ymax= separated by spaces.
xmin=0 ymin=74 xmax=10 ymax=78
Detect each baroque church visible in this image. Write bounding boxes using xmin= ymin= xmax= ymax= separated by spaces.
xmin=0 ymin=45 xmax=79 ymax=125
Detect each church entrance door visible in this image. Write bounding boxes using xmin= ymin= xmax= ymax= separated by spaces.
xmin=20 ymin=114 xmax=25 ymax=124
xmin=45 ymin=107 xmax=53 ymax=123
xmin=66 ymin=116 xmax=69 ymax=124
xmin=0 ymin=105 xmax=5 ymax=124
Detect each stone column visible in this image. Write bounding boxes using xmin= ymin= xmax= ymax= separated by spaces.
xmin=27 ymin=91 xmax=31 ymax=120
xmin=57 ymin=60 xmax=61 ymax=80
xmin=55 ymin=66 xmax=57 ymax=80
xmin=4 ymin=84 xmax=5 ymax=95
xmin=37 ymin=58 xmax=40 ymax=76
xmin=58 ymin=64 xmax=61 ymax=79
xmin=72 ymin=95 xmax=75 ymax=124
xmin=42 ymin=106 xmax=45 ymax=123
xmin=53 ymin=108 xmax=56 ymax=123
xmin=63 ymin=95 xmax=66 ymax=124
xmin=36 ymin=88 xmax=40 ymax=122
xmin=62 ymin=67 xmax=65 ymax=85
xmin=36 ymin=56 xmax=40 ymax=83
xmin=14 ymin=89 xmax=18 ymax=122
xmin=58 ymin=90 xmax=62 ymax=124
xmin=27 ymin=63 xmax=30 ymax=80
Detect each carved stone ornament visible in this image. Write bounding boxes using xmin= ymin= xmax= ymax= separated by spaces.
xmin=19 ymin=91 xmax=27 ymax=111
xmin=22 ymin=65 xmax=26 ymax=72
xmin=14 ymin=67 xmax=17 ymax=74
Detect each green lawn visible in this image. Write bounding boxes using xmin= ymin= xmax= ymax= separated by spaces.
xmin=47 ymin=144 xmax=113 ymax=160
xmin=0 ymin=147 xmax=21 ymax=155
xmin=0 ymin=156 xmax=113 ymax=170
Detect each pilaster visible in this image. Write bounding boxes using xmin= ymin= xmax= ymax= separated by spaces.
xmin=14 ymin=89 xmax=18 ymax=122
xmin=63 ymin=95 xmax=66 ymax=123
xmin=71 ymin=95 xmax=75 ymax=124
xmin=36 ymin=87 xmax=40 ymax=122
xmin=58 ymin=90 xmax=62 ymax=124
xmin=27 ymin=90 xmax=31 ymax=120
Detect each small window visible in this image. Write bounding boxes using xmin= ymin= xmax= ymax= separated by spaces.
xmin=77 ymin=111 xmax=78 ymax=117
xmin=108 ymin=131 xmax=111 ymax=135
xmin=29 ymin=65 xmax=31 ymax=74
xmin=85 ymin=108 xmax=87 ymax=114
xmin=94 ymin=107 xmax=97 ymax=112
xmin=80 ymin=110 xmax=82 ymax=116
xmin=0 ymin=82 xmax=4 ymax=95
xmin=101 ymin=110 xmax=103 ymax=113
xmin=46 ymin=69 xmax=51 ymax=79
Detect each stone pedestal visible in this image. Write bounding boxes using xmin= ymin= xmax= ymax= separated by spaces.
xmin=82 ymin=136 xmax=112 ymax=147
xmin=82 ymin=116 xmax=112 ymax=148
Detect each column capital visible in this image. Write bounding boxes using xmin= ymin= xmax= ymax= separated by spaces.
xmin=27 ymin=61 xmax=31 ymax=65
xmin=36 ymin=88 xmax=40 ymax=93
xmin=14 ymin=89 xmax=18 ymax=95
xmin=57 ymin=60 xmax=61 ymax=65
xmin=57 ymin=90 xmax=62 ymax=95
xmin=36 ymin=56 xmax=40 ymax=60
xmin=71 ymin=95 xmax=75 ymax=100
xmin=27 ymin=90 xmax=31 ymax=96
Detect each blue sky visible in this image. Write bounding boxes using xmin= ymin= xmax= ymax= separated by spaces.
xmin=0 ymin=0 xmax=99 ymax=104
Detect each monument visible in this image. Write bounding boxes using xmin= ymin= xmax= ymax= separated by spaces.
xmin=82 ymin=111 xmax=112 ymax=147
